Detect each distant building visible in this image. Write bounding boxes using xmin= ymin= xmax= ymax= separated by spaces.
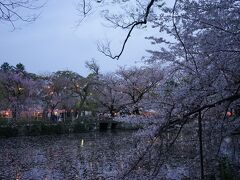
xmin=0 ymin=109 xmax=12 ymax=118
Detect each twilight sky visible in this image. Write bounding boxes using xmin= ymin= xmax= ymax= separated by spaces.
xmin=0 ymin=0 xmax=168 ymax=76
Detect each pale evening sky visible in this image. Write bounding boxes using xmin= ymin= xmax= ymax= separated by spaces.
xmin=0 ymin=0 xmax=172 ymax=76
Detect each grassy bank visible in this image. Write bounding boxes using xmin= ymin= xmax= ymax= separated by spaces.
xmin=0 ymin=117 xmax=97 ymax=137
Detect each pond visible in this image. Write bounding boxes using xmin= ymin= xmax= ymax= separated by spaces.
xmin=0 ymin=131 xmax=136 ymax=179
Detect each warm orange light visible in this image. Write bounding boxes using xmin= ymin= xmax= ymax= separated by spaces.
xmin=226 ymin=111 xmax=232 ymax=117
xmin=18 ymin=87 xmax=23 ymax=91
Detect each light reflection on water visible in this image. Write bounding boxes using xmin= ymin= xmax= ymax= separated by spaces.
xmin=0 ymin=131 xmax=135 ymax=179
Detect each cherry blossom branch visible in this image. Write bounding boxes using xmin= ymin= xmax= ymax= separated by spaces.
xmin=119 ymin=90 xmax=240 ymax=178
xmin=172 ymin=0 xmax=199 ymax=73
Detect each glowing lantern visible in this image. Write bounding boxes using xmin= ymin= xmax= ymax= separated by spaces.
xmin=226 ymin=111 xmax=232 ymax=117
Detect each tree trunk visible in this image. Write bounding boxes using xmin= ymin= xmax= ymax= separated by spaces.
xmin=42 ymin=106 xmax=49 ymax=120
xmin=133 ymin=106 xmax=140 ymax=115
xmin=198 ymin=111 xmax=204 ymax=179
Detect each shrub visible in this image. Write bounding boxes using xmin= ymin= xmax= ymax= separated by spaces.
xmin=0 ymin=126 xmax=18 ymax=137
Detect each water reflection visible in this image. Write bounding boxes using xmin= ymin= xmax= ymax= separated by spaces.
xmin=0 ymin=131 xmax=135 ymax=179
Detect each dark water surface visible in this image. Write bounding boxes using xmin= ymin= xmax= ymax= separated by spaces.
xmin=0 ymin=131 xmax=135 ymax=179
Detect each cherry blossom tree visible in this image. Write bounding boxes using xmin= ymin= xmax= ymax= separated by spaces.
xmin=39 ymin=69 xmax=99 ymax=120
xmin=0 ymin=63 xmax=41 ymax=120
xmin=39 ymin=71 xmax=80 ymax=120
xmin=116 ymin=66 xmax=163 ymax=115
xmin=149 ymin=1 xmax=240 ymax=176
xmin=77 ymin=0 xmax=240 ymax=178
xmin=94 ymin=73 xmax=126 ymax=117
xmin=116 ymin=0 xmax=240 ymax=178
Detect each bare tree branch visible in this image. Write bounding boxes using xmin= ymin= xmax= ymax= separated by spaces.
xmin=0 ymin=0 xmax=45 ymax=29
xmin=99 ymin=0 xmax=157 ymax=60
